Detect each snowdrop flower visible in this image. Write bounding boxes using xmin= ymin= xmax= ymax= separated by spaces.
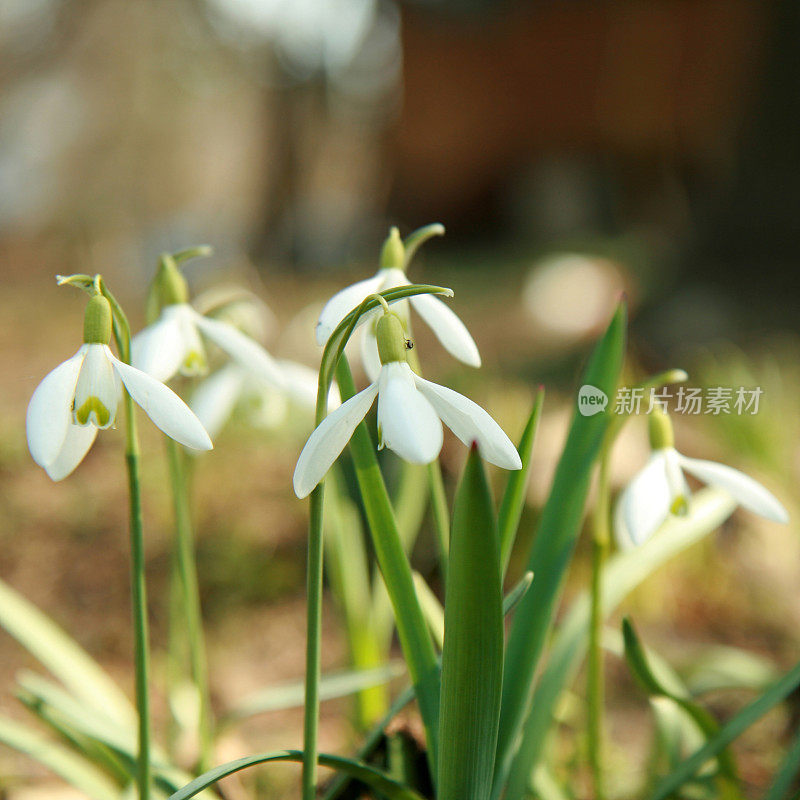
xmin=132 ymin=255 xmax=284 ymax=389
xmin=615 ymin=406 xmax=788 ymax=547
xmin=27 ymin=294 xmax=212 ymax=481
xmin=294 ymin=309 xmax=520 ymax=499
xmin=315 ymin=226 xmax=480 ymax=380
xmin=190 ymin=360 xmax=340 ymax=439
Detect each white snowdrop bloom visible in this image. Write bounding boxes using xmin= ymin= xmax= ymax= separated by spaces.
xmin=315 ymin=227 xmax=480 ymax=380
xmin=131 ymin=256 xmax=284 ymax=389
xmin=615 ymin=407 xmax=788 ymax=547
xmin=190 ymin=359 xmax=340 ymax=439
xmin=27 ymin=295 xmax=212 ymax=481
xmin=294 ymin=311 xmax=520 ymax=499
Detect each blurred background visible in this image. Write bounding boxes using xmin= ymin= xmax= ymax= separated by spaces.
xmin=2 ymin=0 xmax=800 ymax=797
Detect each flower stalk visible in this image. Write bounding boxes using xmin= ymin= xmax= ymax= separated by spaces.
xmin=104 ymin=279 xmax=152 ymax=800
xmin=165 ymin=436 xmax=213 ymax=772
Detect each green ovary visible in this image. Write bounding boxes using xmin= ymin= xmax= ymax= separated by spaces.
xmin=75 ymin=397 xmax=111 ymax=427
xmin=670 ymin=495 xmax=689 ymax=516
xmin=181 ymin=350 xmax=207 ymax=375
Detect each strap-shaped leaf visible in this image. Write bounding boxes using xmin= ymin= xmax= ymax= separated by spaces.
xmin=499 ymin=388 xmax=544 ymax=577
xmin=168 ymin=750 xmax=427 ymax=800
xmin=649 ymin=657 xmax=800 ymax=800
xmin=0 ymin=578 xmax=134 ymax=725
xmin=438 ymin=447 xmax=504 ymax=800
xmin=503 ymin=487 xmax=737 ymax=800
xmin=622 ymin=618 xmax=738 ymax=785
xmin=495 ymin=303 xmax=626 ymax=794
xmin=224 ymin=663 xmax=404 ymax=721
xmin=765 ymin=724 xmax=800 ymax=800
xmin=0 ymin=715 xmax=120 ymax=800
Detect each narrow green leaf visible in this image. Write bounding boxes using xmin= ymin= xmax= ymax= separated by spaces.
xmin=438 ymin=447 xmax=504 ymax=800
xmin=0 ymin=578 xmax=135 ymax=726
xmin=15 ymin=672 xmax=204 ymax=796
xmin=649 ymin=658 xmax=800 ymax=800
xmin=168 ymin=750 xmax=427 ymax=800
xmin=499 ymin=389 xmax=544 ymax=577
xmin=0 ymin=716 xmax=121 ymax=800
xmin=623 ymin=618 xmax=738 ymax=784
xmin=224 ymin=663 xmax=405 ymax=721
xmin=765 ymin=725 xmax=800 ymax=800
xmin=495 ymin=303 xmax=626 ymax=793
xmin=335 ymin=356 xmax=441 ymax=772
xmin=503 ymin=571 xmax=534 ymax=616
xmin=412 ymin=572 xmax=445 ymax=650
xmin=503 ymin=487 xmax=737 ymax=800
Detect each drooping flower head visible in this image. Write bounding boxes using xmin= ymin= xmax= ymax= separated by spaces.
xmin=615 ymin=404 xmax=788 ymax=547
xmin=293 ymin=303 xmax=520 ymax=499
xmin=315 ymin=225 xmax=480 ymax=380
xmin=132 ymin=251 xmax=285 ymax=390
xmin=186 ymin=284 xmax=340 ymax=439
xmin=27 ymin=291 xmax=212 ymax=481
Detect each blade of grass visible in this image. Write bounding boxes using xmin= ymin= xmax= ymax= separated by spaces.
xmin=503 ymin=487 xmax=737 ymax=800
xmin=324 ymin=467 xmax=388 ymax=727
xmin=223 ymin=663 xmax=405 ymax=722
xmin=0 ymin=578 xmax=134 ymax=726
xmin=0 ymin=715 xmax=120 ymax=800
xmin=335 ymin=355 xmax=441 ymax=773
xmin=623 ymin=618 xmax=739 ymax=790
xmin=494 ymin=303 xmax=626 ymax=796
xmin=499 ymin=388 xmax=544 ymax=578
xmin=168 ymin=750 xmax=427 ymax=800
xmin=438 ymin=447 xmax=504 ymax=800
xmin=649 ymin=658 xmax=800 ymax=800
xmin=765 ymin=725 xmax=800 ymax=800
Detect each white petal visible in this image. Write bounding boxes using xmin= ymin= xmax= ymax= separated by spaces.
xmin=110 ymin=357 xmax=213 ymax=451
xmin=293 ymin=381 xmax=379 ymax=498
xmin=45 ymin=424 xmax=99 ymax=481
xmin=678 ymin=455 xmax=789 ymax=524
xmin=192 ymin=311 xmax=285 ymax=389
xmin=617 ymin=452 xmax=674 ymax=546
xmin=73 ymin=345 xmax=122 ymax=429
xmin=315 ymin=273 xmax=384 ymax=345
xmin=189 ymin=364 xmax=246 ymax=439
xmin=377 ymin=363 xmax=442 ymax=464
xmin=131 ymin=310 xmax=186 ymax=382
xmin=412 ymin=374 xmax=521 ymax=469
xmin=359 ymin=319 xmax=384 ymax=383
xmin=26 ymin=347 xmax=86 ymax=469
xmin=409 ymin=293 xmax=481 ymax=367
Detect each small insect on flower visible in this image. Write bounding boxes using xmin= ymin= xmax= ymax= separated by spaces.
xmin=131 ymin=254 xmax=285 ymax=389
xmin=293 ymin=309 xmax=521 ymax=499
xmin=315 ymin=226 xmax=480 ymax=380
xmin=615 ymin=404 xmax=788 ymax=547
xmin=27 ymin=294 xmax=212 ymax=481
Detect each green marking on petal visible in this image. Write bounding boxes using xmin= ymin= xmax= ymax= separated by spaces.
xmin=671 ymin=495 xmax=689 ymax=516
xmin=181 ymin=350 xmax=207 ymax=375
xmin=74 ymin=397 xmax=111 ymax=428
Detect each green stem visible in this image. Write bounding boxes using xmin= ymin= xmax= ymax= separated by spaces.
xmin=335 ymin=356 xmax=440 ymax=775
xmin=165 ymin=438 xmax=213 ymax=772
xmin=303 ymin=482 xmax=325 ymax=800
xmin=587 ymin=444 xmax=612 ymax=800
xmin=123 ymin=394 xmax=151 ymax=800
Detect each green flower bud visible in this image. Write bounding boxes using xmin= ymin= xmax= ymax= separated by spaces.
xmin=376 ymin=312 xmax=410 ymax=365
xmin=380 ymin=227 xmax=405 ymax=271
xmin=648 ymin=404 xmax=674 ymax=450
xmin=155 ymin=255 xmax=189 ymax=307
xmin=83 ymin=294 xmax=113 ymax=345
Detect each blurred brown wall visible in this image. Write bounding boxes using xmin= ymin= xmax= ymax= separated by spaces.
xmin=393 ymin=0 xmax=765 ymax=221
